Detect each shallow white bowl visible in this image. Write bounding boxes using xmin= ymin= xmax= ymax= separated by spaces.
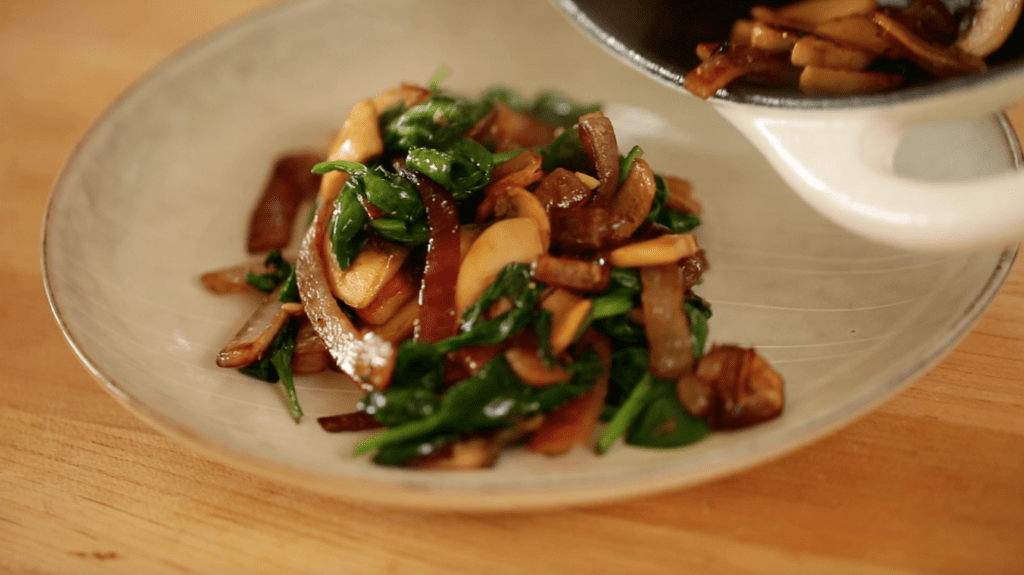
xmin=43 ymin=0 xmax=1017 ymax=510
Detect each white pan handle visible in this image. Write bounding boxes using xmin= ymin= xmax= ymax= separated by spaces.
xmin=714 ymin=75 xmax=1024 ymax=251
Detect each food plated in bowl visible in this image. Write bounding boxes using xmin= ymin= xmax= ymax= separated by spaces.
xmin=42 ymin=0 xmax=1017 ymax=509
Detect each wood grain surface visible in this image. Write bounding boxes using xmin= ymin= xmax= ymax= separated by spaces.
xmin=2 ymin=1 xmax=1023 ymax=573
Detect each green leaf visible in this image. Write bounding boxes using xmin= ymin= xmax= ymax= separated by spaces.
xmin=530 ymin=92 xmax=601 ymax=129
xmin=596 ymin=372 xmax=654 ymax=454
xmin=245 ymin=250 xmax=292 ymax=293
xmin=329 ymin=183 xmax=369 ymax=269
xmin=381 ymin=92 xmax=492 ymax=151
xmin=626 ymin=379 xmax=709 ymax=448
xmin=238 ymin=317 xmax=303 ymax=423
xmin=686 ymin=295 xmax=713 ymax=359
xmin=406 ymin=138 xmax=494 ymax=201
xmin=619 ymin=145 xmax=644 ymax=186
xmin=433 ymin=263 xmax=545 ymax=355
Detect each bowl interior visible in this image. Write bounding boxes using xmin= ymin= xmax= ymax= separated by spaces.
xmin=43 ymin=0 xmax=1015 ymax=510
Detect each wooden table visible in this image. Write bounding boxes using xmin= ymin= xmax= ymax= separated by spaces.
xmin=3 ymin=1 xmax=1023 ymax=573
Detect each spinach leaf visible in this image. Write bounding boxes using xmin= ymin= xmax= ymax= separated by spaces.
xmin=596 ymin=371 xmax=654 ymax=454
xmin=660 ymin=210 xmax=702 ymax=234
xmin=432 ymin=263 xmax=545 ymax=355
xmin=381 ymin=92 xmax=492 ymax=151
xmin=626 ymin=379 xmax=709 ymax=448
xmin=406 ymin=138 xmax=494 ymax=201
xmin=357 ymin=341 xmax=445 ymax=427
xmin=619 ymin=145 xmax=644 ymax=185
xmin=371 ymin=433 xmax=462 ymax=467
xmin=329 ymin=183 xmax=369 ymax=269
xmin=530 ymin=92 xmax=602 ymax=129
xmin=354 ymin=351 xmax=601 ymax=461
xmin=238 ymin=317 xmax=303 ymax=423
xmin=686 ymin=295 xmax=712 ymax=359
xmin=480 ymin=85 xmax=530 ymax=111
xmin=536 ymin=128 xmax=590 ymax=173
xmin=246 ymin=250 xmax=292 ymax=293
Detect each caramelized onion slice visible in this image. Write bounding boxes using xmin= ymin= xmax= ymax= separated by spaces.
xmin=415 ymin=178 xmax=461 ymax=343
xmin=296 ymin=193 xmax=395 ymax=390
xmin=247 ymin=153 xmax=322 ymax=254
xmin=640 ymin=264 xmax=694 ymax=379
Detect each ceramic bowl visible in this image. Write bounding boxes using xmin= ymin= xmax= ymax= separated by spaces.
xmin=43 ymin=0 xmax=1016 ymax=510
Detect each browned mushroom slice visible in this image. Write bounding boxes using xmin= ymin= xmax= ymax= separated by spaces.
xmin=662 ymin=175 xmax=703 ymax=215
xmin=216 ymin=288 xmax=304 ymax=368
xmin=731 ymin=19 xmax=756 ymax=46
xmin=354 ymin=270 xmax=417 ymax=326
xmin=200 ymin=259 xmax=279 ymax=294
xmin=799 ymin=65 xmax=904 ymax=94
xmin=539 ymin=288 xmax=593 ymax=356
xmin=454 ymin=217 xmax=544 ymax=317
xmin=317 ymin=98 xmax=385 ymax=205
xmin=465 ymin=103 xmax=558 ymax=151
xmin=608 ymin=233 xmax=701 ymax=268
xmin=676 ymin=345 xmax=784 ymax=429
xmin=791 ymin=35 xmax=876 ymax=69
xmin=750 ymin=21 xmax=802 ymax=54
xmin=684 ymin=45 xmax=792 ymax=99
xmin=772 ymin=0 xmax=879 ymax=26
xmin=956 ymin=0 xmax=1024 ymax=57
xmin=476 ymin=150 xmax=544 ymax=221
xmin=577 ymin=112 xmax=620 ymax=205
xmin=323 ymin=233 xmax=411 ymax=309
xmin=532 ymin=167 xmax=592 ymax=212
xmin=531 ymin=254 xmax=611 ymax=293
xmin=504 ymin=346 xmax=572 ymax=386
xmin=317 ymin=410 xmax=382 ymax=433
xmin=369 ymin=297 xmax=419 ymax=345
xmin=813 ymin=14 xmax=904 ymax=57
xmin=411 ymin=417 xmax=544 ymax=470
xmin=247 ymin=153 xmax=323 ymax=254
xmin=292 ymin=317 xmax=331 ymax=375
xmin=886 ymin=0 xmax=959 ymax=46
xmin=528 ymin=329 xmax=611 ymax=456
xmin=640 ymin=263 xmax=694 ymax=379
xmin=873 ymin=12 xmax=987 ymax=77
xmin=494 ymin=186 xmax=551 ymax=252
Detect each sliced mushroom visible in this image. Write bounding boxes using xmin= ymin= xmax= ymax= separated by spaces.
xmin=532 ymin=167 xmax=592 ymax=212
xmin=750 ymin=21 xmax=802 ymax=54
xmin=323 ymin=233 xmax=411 ymax=309
xmin=676 ymin=345 xmax=784 ymax=429
xmin=790 ymin=35 xmax=876 ymax=69
xmin=317 ymin=98 xmax=385 ymax=206
xmin=799 ymin=65 xmax=904 ymax=93
xmin=504 ymin=346 xmax=572 ymax=386
xmin=662 ymin=175 xmax=703 ymax=215
xmin=607 ymin=233 xmax=701 ymax=268
xmin=454 ymin=217 xmax=544 ymax=317
xmin=292 ymin=317 xmax=331 ymax=375
xmin=216 ymin=288 xmax=304 ymax=368
xmin=539 ymin=288 xmax=593 ymax=356
xmin=354 ymin=270 xmax=416 ymax=326
xmin=873 ymin=11 xmax=987 ymax=77
xmin=774 ymin=0 xmax=879 ymax=26
xmin=495 ymin=186 xmax=551 ymax=252
xmin=956 ymin=0 xmax=1024 ymax=57
xmin=577 ymin=112 xmax=620 ymax=205
xmin=531 ymin=254 xmax=611 ymax=293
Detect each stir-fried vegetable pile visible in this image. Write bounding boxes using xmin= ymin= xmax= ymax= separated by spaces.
xmin=685 ymin=0 xmax=1021 ymax=98
xmin=202 ymin=80 xmax=785 ymax=469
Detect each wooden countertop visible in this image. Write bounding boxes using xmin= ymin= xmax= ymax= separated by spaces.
xmin=3 ymin=1 xmax=1022 ymax=573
